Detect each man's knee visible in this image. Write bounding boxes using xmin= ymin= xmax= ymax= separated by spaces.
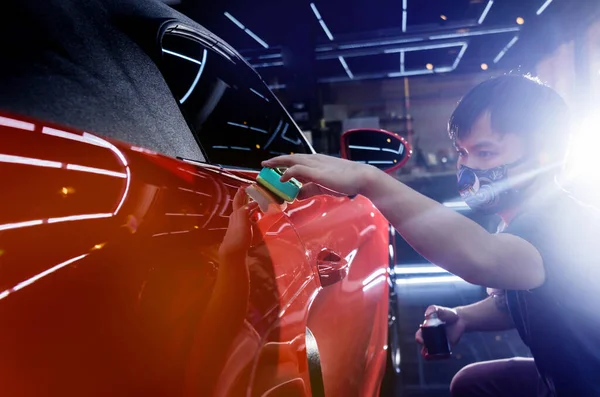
xmin=450 ymin=363 xmax=483 ymax=397
xmin=450 ymin=358 xmax=537 ymax=397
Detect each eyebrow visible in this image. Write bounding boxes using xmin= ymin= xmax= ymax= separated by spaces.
xmin=455 ymin=140 xmax=498 ymax=151
xmin=472 ymin=141 xmax=498 ymax=150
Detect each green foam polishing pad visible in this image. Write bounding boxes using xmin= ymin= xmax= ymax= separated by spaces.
xmin=256 ymin=167 xmax=302 ymax=202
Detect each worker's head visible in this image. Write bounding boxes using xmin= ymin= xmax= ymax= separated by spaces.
xmin=447 ymin=74 xmax=571 ymax=216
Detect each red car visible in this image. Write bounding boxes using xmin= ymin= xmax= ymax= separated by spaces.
xmin=0 ymin=1 xmax=411 ymax=396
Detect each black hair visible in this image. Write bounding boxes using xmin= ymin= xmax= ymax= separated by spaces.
xmin=448 ymin=74 xmax=571 ymax=160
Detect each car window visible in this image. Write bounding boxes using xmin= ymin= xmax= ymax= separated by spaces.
xmin=158 ymin=28 xmax=312 ymax=170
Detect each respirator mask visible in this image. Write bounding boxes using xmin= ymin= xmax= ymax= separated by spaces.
xmin=457 ymin=158 xmax=528 ymax=215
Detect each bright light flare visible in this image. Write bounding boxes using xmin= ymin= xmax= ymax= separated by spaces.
xmin=562 ymin=119 xmax=600 ymax=185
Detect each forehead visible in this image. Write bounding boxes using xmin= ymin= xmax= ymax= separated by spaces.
xmin=454 ymin=112 xmax=494 ymax=147
xmin=454 ymin=112 xmax=502 ymax=149
xmin=454 ymin=112 xmax=528 ymax=155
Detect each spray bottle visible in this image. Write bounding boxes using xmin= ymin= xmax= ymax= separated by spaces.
xmin=420 ymin=311 xmax=452 ymax=359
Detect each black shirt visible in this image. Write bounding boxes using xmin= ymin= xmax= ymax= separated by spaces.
xmin=503 ymin=186 xmax=600 ymax=396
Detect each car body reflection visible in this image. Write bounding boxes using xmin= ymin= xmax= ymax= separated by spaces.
xmin=0 ymin=113 xmax=351 ymax=396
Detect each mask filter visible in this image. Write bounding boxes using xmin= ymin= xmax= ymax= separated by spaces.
xmin=457 ymin=158 xmax=527 ymax=214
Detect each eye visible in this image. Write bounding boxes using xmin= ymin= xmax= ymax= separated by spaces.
xmin=477 ymin=150 xmax=496 ymax=158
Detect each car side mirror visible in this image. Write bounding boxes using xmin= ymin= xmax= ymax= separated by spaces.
xmin=340 ymin=129 xmax=412 ymax=174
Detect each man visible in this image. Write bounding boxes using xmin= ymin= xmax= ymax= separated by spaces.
xmin=263 ymin=74 xmax=600 ymax=396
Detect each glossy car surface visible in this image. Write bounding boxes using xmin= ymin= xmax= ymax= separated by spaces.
xmin=0 ymin=1 xmax=394 ymax=396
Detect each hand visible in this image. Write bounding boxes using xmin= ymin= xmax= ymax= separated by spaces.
xmin=261 ymin=154 xmax=380 ymax=199
xmin=218 ymin=188 xmax=259 ymax=261
xmin=415 ymin=305 xmax=466 ymax=359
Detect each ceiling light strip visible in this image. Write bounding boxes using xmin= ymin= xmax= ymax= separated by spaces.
xmin=310 ymin=3 xmax=353 ymax=79
xmin=338 ymin=56 xmax=354 ymax=79
xmin=252 ymin=61 xmax=284 ymax=68
xmin=310 ymin=3 xmax=322 ymax=19
xmin=321 ymin=39 xmax=466 ymax=82
xmin=224 ymin=12 xmax=269 ymax=49
xmin=245 ymin=30 xmax=270 ymax=49
xmin=452 ymin=43 xmax=469 ymax=69
xmin=430 ymin=26 xmax=519 ymax=40
xmin=478 ymin=0 xmax=494 ymax=24
xmin=536 ymin=0 xmax=553 ymax=15
xmin=338 ymin=37 xmax=423 ymax=50
xmin=402 ymin=0 xmax=408 ymax=33
xmin=268 ymin=83 xmax=287 ymax=90
xmin=310 ymin=3 xmax=335 ymax=41
xmin=389 ymin=43 xmax=466 ymax=78
xmin=319 ymin=20 xmax=335 ymax=41
xmin=400 ymin=51 xmax=405 ymax=72
xmin=248 ymin=27 xmax=521 ymax=64
xmin=384 ymin=41 xmax=467 ymax=54
xmin=388 ymin=69 xmax=434 ymax=78
xmin=258 ymin=53 xmax=282 ymax=60
xmin=494 ymin=35 xmax=519 ymax=63
xmin=224 ymin=12 xmax=245 ymax=29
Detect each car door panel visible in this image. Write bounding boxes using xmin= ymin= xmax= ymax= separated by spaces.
xmin=0 ymin=2 xmax=392 ymax=395
xmin=284 ymin=195 xmax=390 ymax=397
xmin=0 ymin=114 xmax=316 ymax=397
xmin=154 ymin=25 xmax=332 ymax=396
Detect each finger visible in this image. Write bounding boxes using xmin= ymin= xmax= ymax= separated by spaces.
xmin=447 ymin=333 xmax=460 ymax=348
xmin=420 ymin=346 xmax=428 ymax=359
xmin=248 ymin=204 xmax=261 ymax=223
xmin=423 ymin=305 xmax=455 ymax=323
xmin=415 ymin=329 xmax=424 ymax=345
xmin=297 ymin=183 xmax=322 ymax=200
xmin=232 ymin=201 xmax=258 ymax=220
xmin=280 ymin=164 xmax=320 ymax=183
xmin=232 ymin=188 xmax=248 ymax=211
xmin=436 ymin=307 xmax=458 ymax=323
xmin=261 ymin=154 xmax=314 ymax=169
xmin=424 ymin=305 xmax=438 ymax=317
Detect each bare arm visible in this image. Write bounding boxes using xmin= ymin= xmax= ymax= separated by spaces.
xmin=262 ymin=155 xmax=545 ymax=290
xmin=457 ymin=291 xmax=514 ymax=332
xmin=359 ymin=169 xmax=544 ymax=290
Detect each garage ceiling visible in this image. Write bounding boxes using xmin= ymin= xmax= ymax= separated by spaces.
xmin=171 ymin=0 xmax=598 ymax=84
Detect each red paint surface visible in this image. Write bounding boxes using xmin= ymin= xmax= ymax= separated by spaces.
xmin=0 ymin=113 xmax=391 ymax=396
